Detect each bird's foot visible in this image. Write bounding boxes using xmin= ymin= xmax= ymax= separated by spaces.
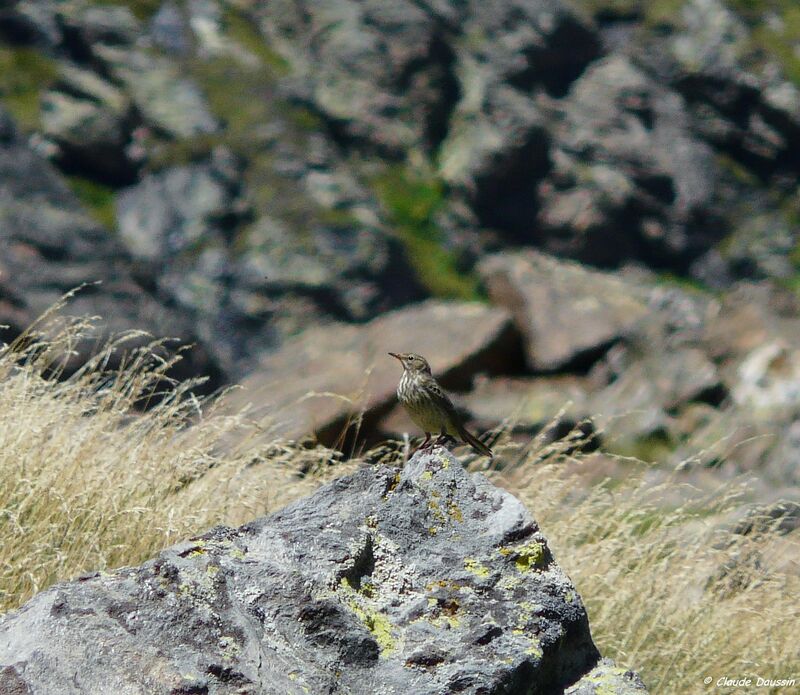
xmin=434 ymin=434 xmax=457 ymax=447
xmin=414 ymin=435 xmax=434 ymax=454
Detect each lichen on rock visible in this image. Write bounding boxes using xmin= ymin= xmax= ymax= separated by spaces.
xmin=0 ymin=447 xmax=643 ymax=694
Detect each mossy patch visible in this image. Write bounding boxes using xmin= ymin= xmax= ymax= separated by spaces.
xmin=87 ymin=0 xmax=160 ymax=21
xmin=642 ymin=0 xmax=687 ymax=28
xmin=731 ymin=1 xmax=800 ymax=85
xmin=66 ymin=176 xmax=117 ymax=229
xmin=500 ymin=542 xmax=547 ymax=572
xmin=223 ymin=8 xmax=289 ymax=74
xmin=374 ymin=166 xmax=484 ymax=301
xmin=514 ymin=543 xmax=546 ymax=572
xmin=0 ymin=47 xmax=57 ymax=131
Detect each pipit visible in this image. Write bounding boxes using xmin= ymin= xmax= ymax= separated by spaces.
xmin=389 ymin=352 xmax=492 ymax=458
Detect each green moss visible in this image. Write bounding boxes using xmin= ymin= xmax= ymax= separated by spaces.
xmin=87 ymin=0 xmax=161 ymax=21
xmin=288 ymin=107 xmax=323 ymax=131
xmin=728 ymin=1 xmax=800 ymax=86
xmin=374 ymin=166 xmax=484 ymax=301
xmin=223 ymin=8 xmax=290 ymax=74
xmin=642 ymin=0 xmax=687 ymax=28
xmin=0 ymin=47 xmax=57 ymax=131
xmin=655 ymin=272 xmax=711 ymax=296
xmin=66 ymin=176 xmax=117 ymax=229
xmin=145 ymin=133 xmax=223 ymax=172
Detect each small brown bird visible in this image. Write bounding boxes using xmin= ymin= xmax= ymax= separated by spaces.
xmin=389 ymin=352 xmax=492 ymax=458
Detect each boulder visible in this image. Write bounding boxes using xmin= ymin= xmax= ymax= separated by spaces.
xmin=0 ymin=447 xmax=644 ymax=694
xmin=587 ymin=346 xmax=724 ymax=452
xmin=451 ymin=375 xmax=591 ymax=435
xmin=653 ymin=0 xmax=800 ymax=177
xmin=96 ymin=45 xmax=218 ymax=139
xmin=116 ymin=155 xmax=240 ymax=265
xmin=479 ymin=251 xmax=649 ymax=371
xmin=40 ymin=64 xmax=135 ymax=182
xmin=536 ymin=55 xmax=721 ymax=267
xmin=224 ymin=300 xmax=519 ymax=446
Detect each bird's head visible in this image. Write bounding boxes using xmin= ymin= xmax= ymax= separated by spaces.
xmin=388 ymin=352 xmax=432 ymax=375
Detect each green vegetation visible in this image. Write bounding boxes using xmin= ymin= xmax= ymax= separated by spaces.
xmin=180 ymin=8 xmax=326 ymax=230
xmin=566 ymin=0 xmax=686 ymax=27
xmin=66 ymin=176 xmax=117 ymax=229
xmin=375 ymin=166 xmax=483 ymax=301
xmin=0 ymin=47 xmax=57 ymax=131
xmin=736 ymin=1 xmax=800 ymax=85
xmin=223 ymin=8 xmax=290 ymax=74
xmin=87 ymin=0 xmax=161 ymax=21
xmin=184 ymin=7 xmax=288 ymax=149
xmin=641 ymin=0 xmax=686 ymax=28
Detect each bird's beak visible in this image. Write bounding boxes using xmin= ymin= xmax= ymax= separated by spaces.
xmin=388 ymin=352 xmax=402 ymax=361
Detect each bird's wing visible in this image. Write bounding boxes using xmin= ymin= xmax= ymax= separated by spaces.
xmin=421 ymin=376 xmax=461 ymax=423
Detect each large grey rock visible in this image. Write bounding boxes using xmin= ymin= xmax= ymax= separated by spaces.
xmin=0 ymin=448 xmax=643 ymax=694
xmin=116 ymin=155 xmax=239 ymax=264
xmin=438 ymin=0 xmax=599 ymax=191
xmin=536 ymin=55 xmax=720 ymax=266
xmin=479 ymin=251 xmax=649 ymax=371
xmin=655 ymin=0 xmax=800 ymax=175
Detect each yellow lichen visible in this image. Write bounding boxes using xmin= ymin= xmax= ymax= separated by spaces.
xmin=464 ymin=557 xmax=490 ymax=578
xmin=498 ymin=542 xmax=546 ymax=572
xmin=338 ymin=577 xmax=396 ymax=655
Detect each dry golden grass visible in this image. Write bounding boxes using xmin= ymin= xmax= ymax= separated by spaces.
xmin=0 ymin=308 xmax=357 ymax=611
xmin=1 ymin=310 xmax=798 ymax=694
xmin=488 ymin=429 xmax=800 ymax=694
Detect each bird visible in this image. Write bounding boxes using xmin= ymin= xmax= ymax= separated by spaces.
xmin=388 ymin=352 xmax=492 ymax=458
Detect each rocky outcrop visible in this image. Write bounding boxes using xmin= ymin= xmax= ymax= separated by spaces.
xmin=536 ymin=55 xmax=721 ymax=267
xmin=0 ymin=105 xmax=217 ymax=382
xmin=0 ymin=447 xmax=643 ymax=694
xmin=2 ymin=0 xmax=800 ymax=490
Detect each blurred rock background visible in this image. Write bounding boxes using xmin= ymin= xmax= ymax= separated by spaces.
xmin=1 ymin=0 xmax=799 ymax=504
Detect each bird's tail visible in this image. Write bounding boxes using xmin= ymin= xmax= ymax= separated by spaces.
xmin=457 ymin=424 xmax=493 ymax=458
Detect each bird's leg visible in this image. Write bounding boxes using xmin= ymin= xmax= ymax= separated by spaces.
xmin=416 ymin=432 xmax=432 ymax=452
